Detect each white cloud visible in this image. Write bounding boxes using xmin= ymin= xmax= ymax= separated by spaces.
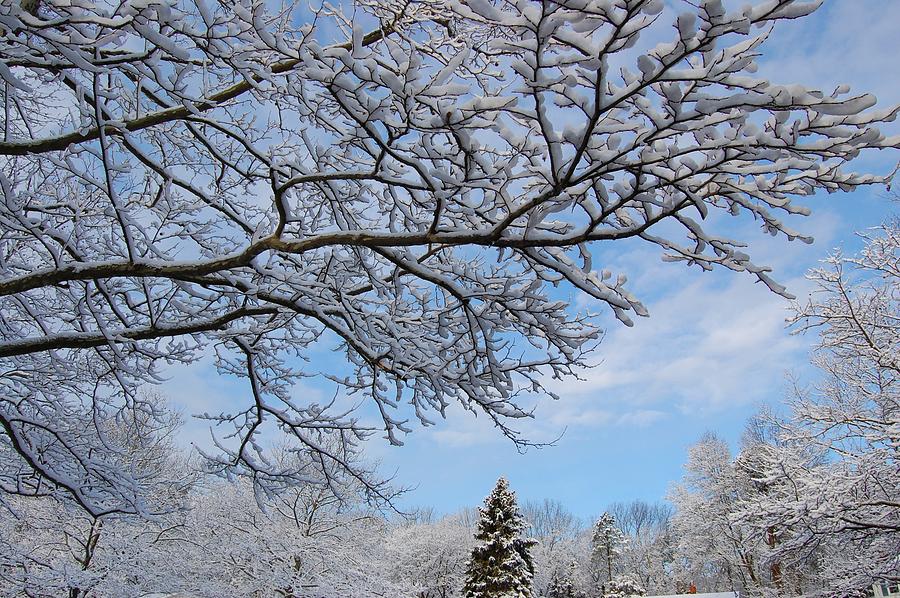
xmin=616 ymin=409 xmax=667 ymax=427
xmin=761 ymin=1 xmax=900 ymax=101
xmin=525 ymin=261 xmax=815 ymax=437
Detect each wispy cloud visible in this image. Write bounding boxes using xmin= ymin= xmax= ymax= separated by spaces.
xmin=616 ymin=409 xmax=667 ymax=427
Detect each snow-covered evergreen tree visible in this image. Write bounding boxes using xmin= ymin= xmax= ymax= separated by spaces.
xmin=590 ymin=513 xmax=627 ymax=589
xmin=603 ymin=574 xmax=646 ymax=598
xmin=462 ymin=477 xmax=537 ymax=598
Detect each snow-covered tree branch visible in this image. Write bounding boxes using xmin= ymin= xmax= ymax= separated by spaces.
xmin=1 ymin=0 xmax=898 ymax=513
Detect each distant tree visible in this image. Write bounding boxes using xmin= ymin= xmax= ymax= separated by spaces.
xmin=0 ymin=400 xmax=191 ymax=597
xmin=126 ymin=477 xmax=404 ymax=598
xmin=590 ymin=513 xmax=627 ymax=590
xmin=670 ymin=428 xmax=823 ymax=596
xmin=608 ymin=500 xmax=675 ymax=595
xmin=669 ymin=433 xmax=766 ymax=594
xmin=733 ymin=218 xmax=900 ymax=596
xmin=462 ymin=477 xmax=537 ymax=598
xmin=522 ymin=498 xmax=587 ymax=596
xmin=608 ymin=501 xmax=672 ymax=540
xmin=523 ymin=498 xmax=582 ymax=552
xmin=388 ymin=513 xmax=474 ymax=598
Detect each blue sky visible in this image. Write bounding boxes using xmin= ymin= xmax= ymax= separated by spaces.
xmin=162 ymin=1 xmax=900 ymax=520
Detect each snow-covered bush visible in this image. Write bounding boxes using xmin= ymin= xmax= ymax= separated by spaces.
xmin=603 ymin=574 xmax=646 ymax=598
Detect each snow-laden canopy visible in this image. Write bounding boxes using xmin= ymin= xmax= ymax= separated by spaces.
xmin=0 ymin=0 xmax=897 ymax=515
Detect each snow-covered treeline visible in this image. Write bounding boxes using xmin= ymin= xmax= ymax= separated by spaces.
xmin=0 ymin=459 xmax=671 ymax=597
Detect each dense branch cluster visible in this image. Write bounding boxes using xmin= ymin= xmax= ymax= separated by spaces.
xmin=0 ymin=0 xmax=897 ymax=513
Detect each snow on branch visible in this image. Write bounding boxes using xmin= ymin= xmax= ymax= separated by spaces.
xmin=0 ymin=0 xmax=897 ymax=513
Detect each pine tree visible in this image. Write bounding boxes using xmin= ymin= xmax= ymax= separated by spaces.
xmin=590 ymin=513 xmax=626 ymax=590
xmin=462 ymin=477 xmax=537 ymax=598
